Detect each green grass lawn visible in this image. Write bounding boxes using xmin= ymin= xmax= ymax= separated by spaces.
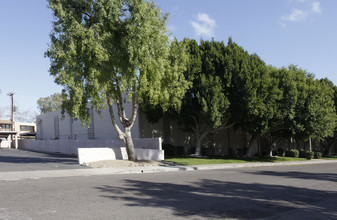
xmin=165 ymin=156 xmax=308 ymax=166
xmin=322 ymin=156 xmax=337 ymax=160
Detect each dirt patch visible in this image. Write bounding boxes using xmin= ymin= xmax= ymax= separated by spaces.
xmin=82 ymin=160 xmax=177 ymax=168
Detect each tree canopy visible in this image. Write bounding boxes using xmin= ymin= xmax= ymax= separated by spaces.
xmin=37 ymin=93 xmax=62 ymax=114
xmin=46 ymin=0 xmax=189 ymax=161
xmin=145 ymin=37 xmax=337 ymax=156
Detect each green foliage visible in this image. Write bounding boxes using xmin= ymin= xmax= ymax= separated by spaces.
xmin=46 ymin=0 xmax=189 ymax=123
xmin=37 ymin=93 xmax=62 ymax=114
xmin=46 ymin=0 xmax=189 ymax=161
xmin=314 ymin=151 xmax=322 ymax=159
xmin=299 ymin=150 xmax=314 ymax=159
xmin=182 ymin=38 xmax=230 ymax=129
xmin=287 ymin=66 xmax=337 ymax=141
xmin=286 ymin=149 xmax=299 ymax=158
xmin=143 ymin=36 xmax=337 ymax=157
xmin=176 ymin=39 xmax=232 ymax=155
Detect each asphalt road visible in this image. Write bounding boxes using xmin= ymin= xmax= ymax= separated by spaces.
xmin=0 ymin=161 xmax=336 ymax=219
xmin=0 ymin=148 xmax=82 ymax=172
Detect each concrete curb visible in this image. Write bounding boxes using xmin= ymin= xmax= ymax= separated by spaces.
xmin=1 ymin=159 xmax=337 ymax=181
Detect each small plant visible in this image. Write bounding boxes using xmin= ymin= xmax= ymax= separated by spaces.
xmin=286 ymin=149 xmax=299 ymax=158
xmin=299 ymin=150 xmax=314 ymax=160
xmin=305 ymin=151 xmax=314 ymax=160
xmin=314 ymin=151 xmax=322 ymax=159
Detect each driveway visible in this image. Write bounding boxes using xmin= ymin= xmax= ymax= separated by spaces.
xmin=0 ymin=148 xmax=83 ymax=172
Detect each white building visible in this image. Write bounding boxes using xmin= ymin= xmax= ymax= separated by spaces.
xmin=0 ymin=119 xmax=36 ymax=148
xmin=36 ymin=105 xmax=139 ymax=141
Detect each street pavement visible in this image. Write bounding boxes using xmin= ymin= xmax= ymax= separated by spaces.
xmin=1 ymin=148 xmax=337 ymax=219
xmin=1 ymin=148 xmax=337 ymax=181
xmin=0 ymin=148 xmax=82 ymax=172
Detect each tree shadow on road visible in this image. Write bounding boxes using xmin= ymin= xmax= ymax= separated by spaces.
xmin=0 ymin=155 xmax=78 ymax=165
xmin=96 ymin=178 xmax=337 ymax=219
xmin=244 ymin=170 xmax=337 ymax=183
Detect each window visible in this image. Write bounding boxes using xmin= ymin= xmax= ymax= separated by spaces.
xmin=20 ymin=125 xmax=34 ymax=132
xmin=0 ymin=124 xmax=11 ymax=130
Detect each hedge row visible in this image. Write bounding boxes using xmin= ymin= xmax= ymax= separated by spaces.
xmin=279 ymin=149 xmax=322 ymax=160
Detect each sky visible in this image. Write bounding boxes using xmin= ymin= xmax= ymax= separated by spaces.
xmin=1 ymin=0 xmax=337 ymax=121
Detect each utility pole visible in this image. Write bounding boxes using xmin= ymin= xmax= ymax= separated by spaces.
xmin=8 ymin=92 xmax=14 ymax=131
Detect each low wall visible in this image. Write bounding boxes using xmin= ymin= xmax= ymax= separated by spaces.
xmin=78 ymin=147 xmax=128 ymax=164
xmin=0 ymin=141 xmax=10 ymax=149
xmin=77 ymin=147 xmax=164 ymax=164
xmin=18 ymin=138 xmax=163 ymax=161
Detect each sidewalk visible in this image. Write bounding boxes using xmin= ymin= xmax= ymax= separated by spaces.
xmin=1 ymin=159 xmax=336 ymax=181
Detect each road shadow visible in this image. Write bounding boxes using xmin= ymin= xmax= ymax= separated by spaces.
xmin=96 ymin=179 xmax=337 ymax=219
xmin=0 ymin=155 xmax=78 ymax=165
xmin=0 ymin=149 xmax=80 ymax=171
xmin=244 ymin=170 xmax=337 ymax=183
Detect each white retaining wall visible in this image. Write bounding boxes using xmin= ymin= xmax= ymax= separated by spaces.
xmin=77 ymin=147 xmax=165 ymax=164
xmin=18 ymin=138 xmax=164 ymax=161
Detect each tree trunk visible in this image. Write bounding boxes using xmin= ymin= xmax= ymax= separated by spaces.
xmin=194 ymin=132 xmax=208 ymax=156
xmin=195 ymin=135 xmax=202 ymax=156
xmin=245 ymin=136 xmax=257 ymax=157
xmin=106 ymin=93 xmax=138 ymax=162
xmin=309 ymin=138 xmax=312 ymax=151
xmin=124 ymin=128 xmax=137 ymax=161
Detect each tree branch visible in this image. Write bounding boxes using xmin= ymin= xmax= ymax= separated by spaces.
xmin=191 ymin=115 xmax=200 ymax=133
xmin=129 ymin=83 xmax=138 ymax=128
xmin=106 ymin=93 xmax=125 ymax=140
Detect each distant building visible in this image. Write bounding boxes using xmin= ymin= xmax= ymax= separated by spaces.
xmin=0 ymin=119 xmax=36 ymax=148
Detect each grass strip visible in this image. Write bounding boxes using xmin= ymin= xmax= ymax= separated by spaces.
xmin=165 ymin=157 xmax=308 ymax=166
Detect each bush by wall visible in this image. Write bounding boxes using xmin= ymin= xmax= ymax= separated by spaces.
xmin=299 ymin=150 xmax=314 ymax=160
xmin=305 ymin=151 xmax=314 ymax=160
xmin=314 ymin=151 xmax=322 ymax=159
xmin=286 ymin=149 xmax=299 ymax=158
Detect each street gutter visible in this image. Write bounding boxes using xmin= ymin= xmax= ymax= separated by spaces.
xmin=1 ymin=159 xmax=336 ymax=181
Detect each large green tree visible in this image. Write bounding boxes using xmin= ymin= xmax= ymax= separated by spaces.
xmin=321 ymin=78 xmax=337 ymax=155
xmin=46 ymin=0 xmax=189 ymax=161
xmin=267 ymin=66 xmax=336 ymax=153
xmin=37 ymin=93 xmax=63 ymax=114
xmin=176 ymin=39 xmax=232 ymax=156
xmin=289 ymin=67 xmax=337 ymax=142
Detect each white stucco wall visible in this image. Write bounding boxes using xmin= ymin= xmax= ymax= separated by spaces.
xmin=36 ymin=102 xmax=140 ymax=141
xmin=93 ymin=104 xmax=139 ymax=140
xmin=18 ymin=138 xmax=163 ymax=160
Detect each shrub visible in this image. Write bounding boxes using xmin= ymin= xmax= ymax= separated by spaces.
xmin=314 ymin=151 xmax=322 ymax=159
xmin=299 ymin=150 xmax=314 ymax=160
xmin=305 ymin=151 xmax=314 ymax=160
xmin=286 ymin=149 xmax=299 ymax=158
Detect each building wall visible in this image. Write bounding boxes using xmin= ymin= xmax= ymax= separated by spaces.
xmin=14 ymin=122 xmax=36 ymax=133
xmin=36 ymin=103 xmax=140 ymax=141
